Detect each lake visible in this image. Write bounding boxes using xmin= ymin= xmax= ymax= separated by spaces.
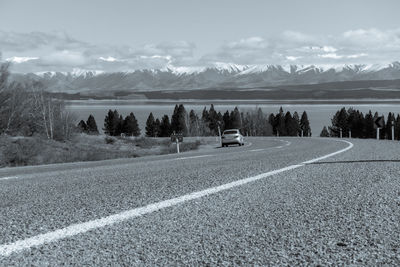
xmin=66 ymin=100 xmax=400 ymax=135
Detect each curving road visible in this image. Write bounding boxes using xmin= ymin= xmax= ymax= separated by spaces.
xmin=0 ymin=137 xmax=399 ymax=265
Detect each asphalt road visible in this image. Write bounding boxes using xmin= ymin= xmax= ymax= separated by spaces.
xmin=0 ymin=137 xmax=399 ymax=265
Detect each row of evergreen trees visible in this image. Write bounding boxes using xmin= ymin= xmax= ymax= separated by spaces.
xmin=103 ymin=110 xmax=141 ymax=136
xmin=77 ymin=105 xmax=312 ymax=138
xmin=320 ymin=107 xmax=400 ymax=140
xmin=267 ymin=107 xmax=311 ymax=137
xmin=144 ymin=104 xmax=312 ymax=137
xmin=144 ymin=104 xmax=271 ymax=137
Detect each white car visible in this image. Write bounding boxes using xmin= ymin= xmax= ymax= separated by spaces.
xmin=221 ymin=129 xmax=244 ymax=147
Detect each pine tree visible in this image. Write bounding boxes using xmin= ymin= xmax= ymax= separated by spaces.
xmin=86 ymin=114 xmax=99 ymax=135
xmin=200 ymin=106 xmax=210 ymax=135
xmin=208 ymin=104 xmax=218 ymax=135
xmin=328 ymin=108 xmax=347 ymax=137
xmin=216 ymin=111 xmax=223 ymax=134
xmin=386 ymin=112 xmax=395 ymax=140
xmin=241 ymin=112 xmax=251 ymax=136
xmin=159 ymin=115 xmax=171 ymax=137
xmin=154 ymin=118 xmax=161 ymax=137
xmin=292 ymin=112 xmax=301 ymax=136
xmin=268 ymin=113 xmax=276 ymax=135
xmin=230 ymin=107 xmax=242 ymax=129
xmin=285 ymin=111 xmax=298 ymax=136
xmin=145 ymin=112 xmax=156 ymax=137
xmin=254 ymin=108 xmax=264 ymax=136
xmin=346 ymin=108 xmax=356 ymax=138
xmin=104 ymin=109 xmax=120 ymax=136
xmin=275 ymin=107 xmax=286 ymax=136
xmin=201 ymin=106 xmax=209 ymax=124
xmin=300 ymin=111 xmax=311 ymax=137
xmin=352 ymin=111 xmax=364 ymax=138
xmin=123 ymin=112 xmax=141 ymax=136
xmin=379 ymin=115 xmax=386 ymax=140
xmin=364 ymin=111 xmax=375 ymax=139
xmin=222 ymin=110 xmax=231 ymax=131
xmin=77 ymin=120 xmax=88 ymax=133
xmin=320 ymin=126 xmax=329 ymax=137
xmin=395 ymin=114 xmax=400 ymax=140
xmin=188 ymin=110 xmax=200 ymax=136
xmin=116 ymin=115 xmax=124 ymax=136
xmin=170 ymin=104 xmax=188 ymax=135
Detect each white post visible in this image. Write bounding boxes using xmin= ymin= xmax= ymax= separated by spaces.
xmin=339 ymin=128 xmax=342 ymax=138
xmin=277 ymin=131 xmax=279 ymax=137
xmin=176 ymin=140 xmax=180 ymax=153
xmin=392 ymin=121 xmax=395 ymax=141
xmin=218 ymin=125 xmax=222 ymax=147
xmin=301 ymin=130 xmax=303 ymax=137
xmin=349 ymin=130 xmax=351 ymax=139
xmin=377 ymin=128 xmax=380 ymax=140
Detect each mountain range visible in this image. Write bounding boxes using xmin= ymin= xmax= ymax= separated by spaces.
xmin=9 ymin=62 xmax=400 ymax=99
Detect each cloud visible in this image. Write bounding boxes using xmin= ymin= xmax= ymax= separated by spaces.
xmin=1 ymin=28 xmax=400 ymax=73
xmin=0 ymin=31 xmax=86 ymax=52
xmin=204 ymin=28 xmax=400 ymax=66
xmin=200 ymin=36 xmax=272 ymax=65
xmin=6 ymin=56 xmax=39 ymax=63
xmin=286 ymin=56 xmax=302 ymax=61
xmin=99 ymin=56 xmax=122 ymax=62
xmin=318 ymin=53 xmax=343 ymax=59
xmin=39 ymin=50 xmax=87 ymax=67
xmin=347 ymin=53 xmax=368 ymax=59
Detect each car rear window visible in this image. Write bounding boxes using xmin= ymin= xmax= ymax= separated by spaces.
xmin=224 ymin=130 xmax=238 ymax=134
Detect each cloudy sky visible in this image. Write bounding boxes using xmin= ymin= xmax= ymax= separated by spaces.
xmin=1 ymin=0 xmax=400 ymax=73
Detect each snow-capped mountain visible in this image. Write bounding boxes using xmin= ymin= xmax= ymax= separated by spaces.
xmin=9 ymin=62 xmax=400 ymax=93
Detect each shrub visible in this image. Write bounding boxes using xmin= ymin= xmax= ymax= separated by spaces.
xmin=105 ymin=136 xmax=116 ymax=144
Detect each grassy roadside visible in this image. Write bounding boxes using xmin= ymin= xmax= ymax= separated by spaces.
xmin=0 ymin=134 xmax=217 ymax=168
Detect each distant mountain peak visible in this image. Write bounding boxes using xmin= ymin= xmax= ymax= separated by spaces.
xmin=9 ymin=61 xmax=399 ymax=93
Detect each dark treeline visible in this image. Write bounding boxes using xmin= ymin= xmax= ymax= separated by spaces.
xmin=321 ymin=107 xmax=400 ymax=140
xmin=102 ymin=110 xmax=141 ymax=136
xmin=144 ymin=104 xmax=273 ymax=137
xmin=101 ymin=104 xmax=312 ymax=138
xmin=268 ymin=107 xmax=311 ymax=137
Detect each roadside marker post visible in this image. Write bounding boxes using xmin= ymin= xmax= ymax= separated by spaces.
xmin=217 ymin=125 xmax=222 ymax=147
xmin=374 ymin=116 xmax=384 ymax=140
xmin=392 ymin=121 xmax=395 ymax=141
xmin=339 ymin=128 xmax=342 ymax=138
xmin=349 ymin=130 xmax=351 ymax=139
xmin=171 ymin=133 xmax=183 ymax=154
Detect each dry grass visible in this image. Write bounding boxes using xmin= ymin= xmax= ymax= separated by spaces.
xmin=0 ymin=134 xmax=217 ymax=167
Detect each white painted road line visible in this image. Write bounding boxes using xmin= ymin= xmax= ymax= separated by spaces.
xmin=303 ymin=139 xmax=354 ymax=164
xmin=175 ymin=155 xmax=213 ymax=160
xmin=0 ymin=176 xmax=19 ymax=181
xmin=249 ymin=149 xmax=265 ymax=152
xmin=0 ymin=139 xmax=353 ymax=257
